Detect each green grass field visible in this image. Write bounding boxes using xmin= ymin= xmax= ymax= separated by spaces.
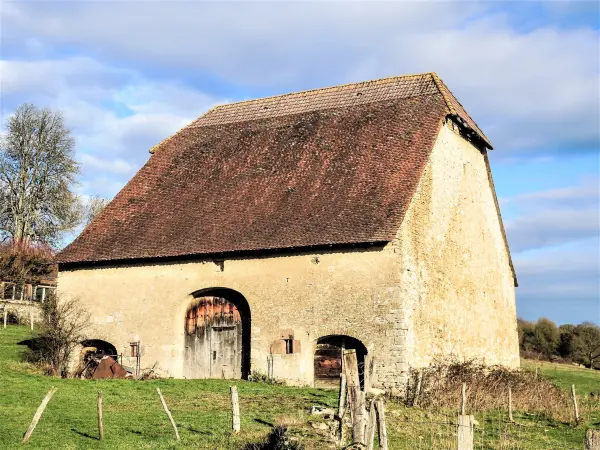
xmin=1 ymin=326 xmax=599 ymax=449
xmin=522 ymin=359 xmax=600 ymax=396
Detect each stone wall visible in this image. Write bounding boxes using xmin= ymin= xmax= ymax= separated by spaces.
xmin=58 ymin=244 xmax=403 ymax=386
xmin=57 ymin=120 xmax=519 ymax=387
xmin=393 ymin=120 xmax=519 ymax=373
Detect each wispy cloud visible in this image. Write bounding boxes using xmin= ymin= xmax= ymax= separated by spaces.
xmin=1 ymin=1 xmax=598 ymax=324
xmin=1 ymin=57 xmax=224 ymax=198
xmin=504 ymin=179 xmax=599 ymax=252
xmin=3 ymin=1 xmax=598 ymax=157
xmin=514 ymin=241 xmax=600 ymax=324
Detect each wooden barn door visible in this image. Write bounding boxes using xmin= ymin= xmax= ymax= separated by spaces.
xmin=184 ymin=296 xmax=242 ymax=379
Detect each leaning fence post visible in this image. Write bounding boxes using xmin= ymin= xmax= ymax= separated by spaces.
xmin=97 ymin=391 xmax=104 ymax=440
xmin=22 ymin=387 xmax=57 ymax=444
xmin=585 ymin=429 xmax=600 ymax=450
xmin=156 ymin=387 xmax=180 ymax=440
xmin=508 ymin=386 xmax=513 ymax=422
xmin=571 ymin=384 xmax=580 ymax=424
xmin=338 ymin=373 xmax=347 ymax=418
xmin=230 ymin=386 xmax=240 ymax=433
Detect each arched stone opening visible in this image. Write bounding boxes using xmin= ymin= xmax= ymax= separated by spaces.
xmin=314 ymin=335 xmax=368 ymax=388
xmin=184 ymin=288 xmax=251 ymax=380
xmin=81 ymin=339 xmax=118 ymax=359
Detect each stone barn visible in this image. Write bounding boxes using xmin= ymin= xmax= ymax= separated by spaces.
xmin=57 ymin=73 xmax=519 ymax=387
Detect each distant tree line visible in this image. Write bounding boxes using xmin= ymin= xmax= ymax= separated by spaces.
xmin=518 ymin=317 xmax=600 ymax=369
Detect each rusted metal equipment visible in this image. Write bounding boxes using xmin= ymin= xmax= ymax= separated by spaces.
xmin=92 ymin=356 xmax=129 ymax=379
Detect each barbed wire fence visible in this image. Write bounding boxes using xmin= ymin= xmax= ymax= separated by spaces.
xmin=341 ymin=358 xmax=600 ymax=450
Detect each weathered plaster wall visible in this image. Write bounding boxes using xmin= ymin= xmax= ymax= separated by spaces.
xmin=57 ymin=244 xmax=404 ymax=386
xmin=57 ymin=119 xmax=519 ymax=387
xmin=394 ymin=121 xmax=519 ymax=371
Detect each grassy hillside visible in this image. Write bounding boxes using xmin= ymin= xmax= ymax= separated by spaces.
xmin=522 ymin=358 xmax=600 ymax=396
xmin=1 ymin=326 xmax=599 ymax=449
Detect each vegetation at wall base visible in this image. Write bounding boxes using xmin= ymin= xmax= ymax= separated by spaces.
xmin=1 ymin=326 xmax=599 ymax=449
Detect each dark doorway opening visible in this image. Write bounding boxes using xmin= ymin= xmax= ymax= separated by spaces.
xmin=184 ymin=288 xmax=251 ymax=380
xmin=314 ymin=335 xmax=367 ymax=388
xmin=81 ymin=339 xmax=118 ymax=359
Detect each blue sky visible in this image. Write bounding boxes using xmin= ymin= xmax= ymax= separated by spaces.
xmin=1 ymin=1 xmax=598 ymax=325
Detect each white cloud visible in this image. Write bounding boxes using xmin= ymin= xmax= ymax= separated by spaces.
xmin=1 ymin=57 xmax=224 ymax=199
xmin=514 ymin=242 xmax=600 ymax=324
xmin=79 ymin=153 xmax=133 ymax=175
xmin=503 ymin=179 xmax=599 ymax=252
xmin=3 ymin=2 xmax=598 ymax=157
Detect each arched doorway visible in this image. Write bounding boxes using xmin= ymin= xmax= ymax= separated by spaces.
xmin=81 ymin=339 xmax=118 ymax=359
xmin=314 ymin=335 xmax=367 ymax=388
xmin=184 ymin=288 xmax=250 ymax=380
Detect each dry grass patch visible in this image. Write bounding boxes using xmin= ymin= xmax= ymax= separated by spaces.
xmin=406 ymin=360 xmax=572 ymax=421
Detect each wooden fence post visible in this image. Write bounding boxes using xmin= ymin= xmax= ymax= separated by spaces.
xmin=22 ymin=387 xmax=57 ymax=444
xmin=97 ymin=391 xmax=104 ymax=440
xmin=508 ymin=386 xmax=513 ymax=422
xmin=30 ymin=306 xmax=34 ymax=331
xmin=585 ymin=429 xmax=600 ymax=450
xmin=230 ymin=386 xmax=240 ymax=433
xmin=365 ymin=401 xmax=377 ymax=450
xmin=571 ymin=384 xmax=580 ymax=424
xmin=343 ymin=349 xmax=366 ymax=444
xmin=413 ymin=370 xmax=423 ymax=407
xmin=338 ymin=373 xmax=347 ymax=418
xmin=156 ymin=388 xmax=180 ymax=440
xmin=3 ymin=309 xmax=7 ymax=329
xmin=375 ymin=399 xmax=388 ymax=450
xmin=461 ymin=382 xmax=467 ymax=415
xmin=457 ymin=414 xmax=474 ymax=450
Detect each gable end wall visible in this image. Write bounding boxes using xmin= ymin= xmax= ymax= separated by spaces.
xmin=395 ymin=120 xmax=519 ymax=369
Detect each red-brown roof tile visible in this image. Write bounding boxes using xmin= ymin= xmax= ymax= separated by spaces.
xmin=57 ymin=73 xmax=491 ymax=264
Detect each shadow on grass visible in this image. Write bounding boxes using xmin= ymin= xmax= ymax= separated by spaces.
xmin=71 ymin=428 xmax=99 ymax=440
xmin=178 ymin=424 xmax=213 ymax=435
xmin=254 ymin=418 xmax=274 ymax=427
xmin=308 ymin=392 xmax=328 ymax=398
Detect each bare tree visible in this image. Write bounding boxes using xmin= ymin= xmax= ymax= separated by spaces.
xmin=84 ymin=195 xmax=108 ymax=226
xmin=0 ymin=103 xmax=80 ymax=246
xmin=25 ymin=293 xmax=90 ymax=377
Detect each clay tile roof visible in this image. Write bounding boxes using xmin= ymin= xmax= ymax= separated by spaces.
xmin=58 ymin=72 xmax=492 ymax=264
